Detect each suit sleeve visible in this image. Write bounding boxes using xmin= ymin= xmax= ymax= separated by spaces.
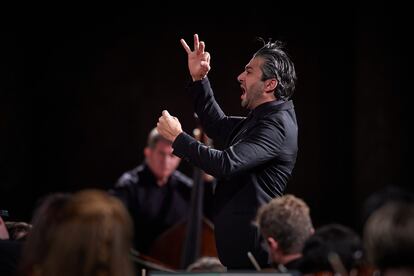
xmin=189 ymin=78 xmax=243 ymax=145
xmin=173 ymin=119 xmax=286 ymax=179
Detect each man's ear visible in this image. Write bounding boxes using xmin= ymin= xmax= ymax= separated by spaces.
xmin=264 ymin=78 xmax=278 ymax=94
xmin=267 ymin=236 xmax=279 ymax=252
xmin=144 ymin=147 xmax=151 ymax=158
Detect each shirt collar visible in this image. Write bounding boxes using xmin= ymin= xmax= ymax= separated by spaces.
xmin=251 ymin=100 xmax=294 ymax=118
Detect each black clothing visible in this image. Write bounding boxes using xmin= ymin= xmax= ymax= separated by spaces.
xmin=281 ymin=258 xmax=302 ymax=271
xmin=0 ymin=240 xmax=22 ymax=276
xmin=109 ymin=163 xmax=192 ymax=254
xmin=173 ymin=78 xmax=298 ymax=269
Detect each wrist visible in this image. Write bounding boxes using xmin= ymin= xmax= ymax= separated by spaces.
xmin=192 ymin=75 xmax=206 ymax=82
xmin=173 ymin=131 xmax=183 ymax=141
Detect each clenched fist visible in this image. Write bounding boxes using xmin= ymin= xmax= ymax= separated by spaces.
xmin=157 ymin=110 xmax=183 ymax=142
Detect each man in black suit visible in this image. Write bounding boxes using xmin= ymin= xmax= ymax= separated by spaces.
xmin=157 ymin=34 xmax=298 ymax=269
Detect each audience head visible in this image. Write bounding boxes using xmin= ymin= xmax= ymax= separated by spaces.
xmin=361 ymin=185 xmax=414 ymax=230
xmin=0 ymin=208 xmax=32 ymax=241
xmin=5 ymin=221 xmax=32 ymax=241
xmin=39 ymin=189 xmax=135 ymax=276
xmin=298 ymin=223 xmax=363 ymax=274
xmin=255 ymin=194 xmax=314 ymax=265
xmin=364 ymin=201 xmax=414 ymax=275
xmin=19 ymin=192 xmax=71 ymax=274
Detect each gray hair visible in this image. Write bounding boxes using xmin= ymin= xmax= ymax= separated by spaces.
xmin=253 ymin=40 xmax=297 ymax=100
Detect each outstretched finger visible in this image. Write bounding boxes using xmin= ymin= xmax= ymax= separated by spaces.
xmin=162 ymin=110 xmax=171 ymax=117
xmin=194 ymin=34 xmax=199 ymax=52
xmin=199 ymin=41 xmax=205 ymax=54
xmin=180 ymin=39 xmax=191 ymax=54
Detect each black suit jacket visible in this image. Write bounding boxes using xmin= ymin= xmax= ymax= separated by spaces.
xmin=173 ymin=78 xmax=298 ymax=269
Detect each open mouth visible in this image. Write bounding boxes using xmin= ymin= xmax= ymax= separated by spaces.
xmin=240 ymin=86 xmax=246 ymax=99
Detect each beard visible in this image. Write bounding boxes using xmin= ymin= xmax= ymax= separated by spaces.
xmin=241 ymin=84 xmax=263 ymax=109
xmin=241 ymin=97 xmax=248 ymax=108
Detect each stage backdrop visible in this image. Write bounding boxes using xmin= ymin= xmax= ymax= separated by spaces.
xmin=1 ymin=3 xmax=410 ymax=234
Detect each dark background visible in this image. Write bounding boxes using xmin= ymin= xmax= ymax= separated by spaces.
xmin=1 ymin=4 xmax=410 ymax=234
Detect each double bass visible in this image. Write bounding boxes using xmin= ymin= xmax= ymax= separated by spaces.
xmin=148 ymin=126 xmax=218 ymax=269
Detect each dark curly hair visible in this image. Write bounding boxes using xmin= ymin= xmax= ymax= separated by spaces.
xmin=253 ymin=38 xmax=297 ymax=100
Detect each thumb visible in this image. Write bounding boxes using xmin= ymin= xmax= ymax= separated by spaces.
xmin=162 ymin=110 xmax=171 ymax=117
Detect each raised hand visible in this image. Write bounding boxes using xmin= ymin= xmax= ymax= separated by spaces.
xmin=180 ymin=34 xmax=211 ymax=81
xmin=157 ymin=110 xmax=183 ymax=142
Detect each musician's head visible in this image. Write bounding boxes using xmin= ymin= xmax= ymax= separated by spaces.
xmin=255 ymin=194 xmax=314 ymax=265
xmin=145 ymin=128 xmax=181 ymax=186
